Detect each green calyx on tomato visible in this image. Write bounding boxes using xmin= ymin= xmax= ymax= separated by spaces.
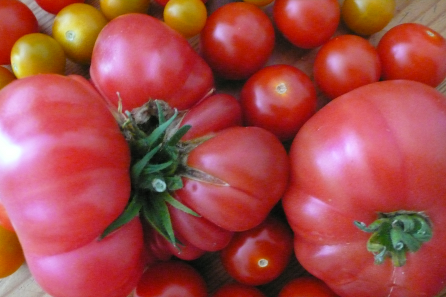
xmin=101 ymin=99 xmax=222 ymax=247
xmin=355 ymin=211 xmax=432 ymax=267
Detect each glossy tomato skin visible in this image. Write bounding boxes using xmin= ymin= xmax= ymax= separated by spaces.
xmin=177 ymin=126 xmax=290 ymax=232
xmin=212 ymin=283 xmax=266 ymax=297
xmin=278 ymin=277 xmax=338 ymax=297
xmin=200 ymin=2 xmax=275 ymax=80
xmin=240 ymin=64 xmax=317 ymax=141
xmin=273 ymin=0 xmax=340 ymax=49
xmin=91 ymin=13 xmax=214 ymax=112
xmin=0 ymin=74 xmax=146 ymax=296
xmin=341 ymin=0 xmax=395 ymax=36
xmin=313 ymin=34 xmax=381 ymax=99
xmin=135 ymin=260 xmax=208 ymax=297
xmin=99 ymin=0 xmax=151 ymax=20
xmin=377 ymin=23 xmax=446 ymax=87
xmin=0 ymin=0 xmax=38 ymax=65
xmin=220 ymin=215 xmax=294 ymax=286
xmin=35 ymin=0 xmax=85 ymax=14
xmin=283 ymin=80 xmax=446 ymax=297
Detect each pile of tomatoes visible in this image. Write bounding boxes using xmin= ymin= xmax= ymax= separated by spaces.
xmin=1 ymin=0 xmax=446 ymax=297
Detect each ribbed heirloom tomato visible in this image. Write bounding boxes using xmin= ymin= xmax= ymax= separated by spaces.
xmin=283 ymin=80 xmax=446 ymax=297
xmin=0 ymin=74 xmax=145 ymax=297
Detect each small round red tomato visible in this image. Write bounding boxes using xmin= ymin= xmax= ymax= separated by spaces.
xmin=313 ymin=34 xmax=381 ymax=99
xmin=10 ymin=33 xmax=66 ymax=78
xmin=164 ymin=0 xmax=207 ymax=38
xmin=278 ymin=277 xmax=339 ymax=297
xmin=377 ymin=23 xmax=446 ymax=87
xmin=0 ymin=0 xmax=38 ymax=65
xmin=99 ymin=0 xmax=151 ymax=20
xmin=0 ymin=224 xmax=25 ymax=278
xmin=220 ymin=215 xmax=294 ymax=286
xmin=212 ymin=283 xmax=266 ymax=297
xmin=200 ymin=2 xmax=275 ymax=80
xmin=0 ymin=67 xmax=16 ymax=90
xmin=35 ymin=0 xmax=85 ymax=15
xmin=135 ymin=260 xmax=207 ymax=297
xmin=273 ymin=0 xmax=340 ymax=49
xmin=240 ymin=64 xmax=317 ymax=141
xmin=341 ymin=0 xmax=395 ymax=36
xmin=52 ymin=3 xmax=108 ymax=64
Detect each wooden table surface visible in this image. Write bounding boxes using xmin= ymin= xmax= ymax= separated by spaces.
xmin=1 ymin=0 xmax=446 ymax=296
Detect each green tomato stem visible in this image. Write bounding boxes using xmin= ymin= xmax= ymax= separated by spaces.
xmin=355 ymin=211 xmax=433 ymax=267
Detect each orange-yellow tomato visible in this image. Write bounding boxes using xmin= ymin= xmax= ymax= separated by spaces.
xmin=0 ymin=225 xmax=25 ymax=278
xmin=10 ymin=33 xmax=66 ymax=78
xmin=341 ymin=0 xmax=396 ymax=35
xmin=0 ymin=67 xmax=16 ymax=90
xmin=99 ymin=0 xmax=151 ymax=20
xmin=52 ymin=3 xmax=108 ymax=64
xmin=163 ymin=0 xmax=207 ymax=38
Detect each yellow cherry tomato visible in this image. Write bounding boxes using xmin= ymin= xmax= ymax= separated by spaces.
xmin=341 ymin=0 xmax=396 ymax=36
xmin=0 ymin=67 xmax=16 ymax=90
xmin=10 ymin=33 xmax=66 ymax=78
xmin=0 ymin=225 xmax=25 ymax=278
xmin=99 ymin=0 xmax=151 ymax=20
xmin=52 ymin=3 xmax=108 ymax=64
xmin=163 ymin=0 xmax=207 ymax=39
xmin=243 ymin=0 xmax=274 ymax=7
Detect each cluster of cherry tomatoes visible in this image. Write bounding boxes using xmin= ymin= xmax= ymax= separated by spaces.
xmin=1 ymin=0 xmax=446 ymax=297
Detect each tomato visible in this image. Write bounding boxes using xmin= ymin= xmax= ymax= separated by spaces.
xmin=0 ymin=201 xmax=14 ymax=231
xmin=0 ymin=67 xmax=16 ymax=90
xmin=283 ymin=80 xmax=446 ymax=297
xmin=243 ymin=0 xmax=274 ymax=7
xmin=163 ymin=0 xmax=207 ymax=38
xmin=200 ymin=2 xmax=275 ymax=80
xmin=52 ymin=3 xmax=108 ymax=64
xmin=220 ymin=215 xmax=294 ymax=286
xmin=0 ymin=0 xmax=38 ymax=65
xmin=212 ymin=283 xmax=266 ymax=297
xmin=313 ymin=34 xmax=381 ymax=100
xmin=0 ymin=224 xmax=24 ymax=278
xmin=278 ymin=277 xmax=338 ymax=297
xmin=155 ymin=0 xmax=207 ymax=6
xmin=273 ymin=0 xmax=340 ymax=49
xmin=0 ymin=74 xmax=146 ymax=296
xmin=377 ymin=23 xmax=446 ymax=87
xmin=341 ymin=0 xmax=395 ymax=36
xmin=240 ymin=64 xmax=317 ymax=141
xmin=90 ymin=13 xmax=214 ymax=112
xmin=99 ymin=0 xmax=151 ymax=20
xmin=135 ymin=260 xmax=208 ymax=297
xmin=35 ymin=0 xmax=85 ymax=15
xmin=10 ymin=33 xmax=66 ymax=78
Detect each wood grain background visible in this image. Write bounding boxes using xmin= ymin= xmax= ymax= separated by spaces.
xmin=1 ymin=0 xmax=446 ymax=296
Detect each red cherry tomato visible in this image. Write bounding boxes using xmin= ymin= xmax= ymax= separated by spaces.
xmin=278 ymin=277 xmax=339 ymax=297
xmin=35 ymin=0 xmax=85 ymax=14
xmin=212 ymin=283 xmax=266 ymax=297
xmin=135 ymin=260 xmax=208 ymax=297
xmin=220 ymin=215 xmax=294 ymax=286
xmin=377 ymin=22 xmax=446 ymax=87
xmin=273 ymin=0 xmax=340 ymax=49
xmin=313 ymin=34 xmax=381 ymax=99
xmin=200 ymin=2 xmax=275 ymax=80
xmin=0 ymin=0 xmax=38 ymax=65
xmin=240 ymin=64 xmax=317 ymax=141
